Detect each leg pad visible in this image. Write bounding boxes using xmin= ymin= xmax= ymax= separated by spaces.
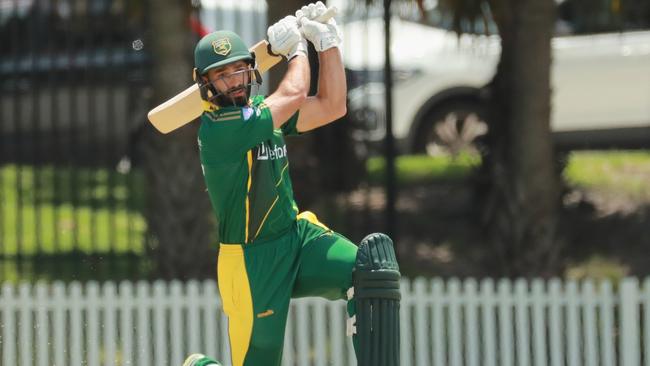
xmin=353 ymin=233 xmax=401 ymax=366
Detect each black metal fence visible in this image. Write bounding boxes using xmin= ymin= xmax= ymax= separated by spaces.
xmin=0 ymin=0 xmax=152 ymax=281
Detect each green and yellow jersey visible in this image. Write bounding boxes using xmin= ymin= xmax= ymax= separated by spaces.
xmin=198 ymin=95 xmax=301 ymax=245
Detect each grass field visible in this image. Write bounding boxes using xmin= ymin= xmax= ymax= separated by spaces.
xmin=564 ymin=150 xmax=650 ymax=200
xmin=368 ymin=150 xmax=650 ymax=200
xmin=0 ymin=165 xmax=147 ymax=256
xmin=2 ymin=150 xmax=649 ymax=257
xmin=366 ymin=152 xmax=481 ymax=185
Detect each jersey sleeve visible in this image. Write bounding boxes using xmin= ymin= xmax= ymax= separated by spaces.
xmin=280 ymin=110 xmax=302 ymax=137
xmin=198 ymin=106 xmax=274 ymax=163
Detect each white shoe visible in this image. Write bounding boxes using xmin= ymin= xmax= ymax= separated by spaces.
xmin=182 ymin=353 xmax=222 ymax=366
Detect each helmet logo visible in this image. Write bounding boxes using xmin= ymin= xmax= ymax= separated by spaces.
xmin=212 ymin=38 xmax=232 ymax=56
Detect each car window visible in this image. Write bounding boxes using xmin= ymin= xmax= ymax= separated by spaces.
xmin=341 ymin=0 xmax=650 ymax=37
xmin=424 ymin=0 xmax=650 ymax=36
xmin=557 ymin=0 xmax=650 ymax=35
xmin=422 ymin=6 xmax=498 ymax=35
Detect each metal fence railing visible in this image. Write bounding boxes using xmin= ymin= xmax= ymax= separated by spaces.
xmin=0 ymin=0 xmax=152 ymax=263
xmin=2 ymin=277 xmax=650 ymax=366
xmin=0 ymin=0 xmax=267 ymax=280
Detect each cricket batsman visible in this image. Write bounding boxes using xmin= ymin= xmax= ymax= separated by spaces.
xmin=181 ymin=2 xmax=401 ymax=365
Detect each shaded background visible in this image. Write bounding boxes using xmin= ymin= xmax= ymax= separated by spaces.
xmin=0 ymin=0 xmax=649 ymax=283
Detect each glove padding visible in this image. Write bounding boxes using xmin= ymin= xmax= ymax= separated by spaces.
xmin=298 ymin=16 xmax=341 ymax=52
xmin=267 ymin=15 xmax=308 ymax=60
xmin=295 ymin=2 xmax=341 ymax=52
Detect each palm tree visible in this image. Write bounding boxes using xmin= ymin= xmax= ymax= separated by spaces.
xmin=141 ymin=0 xmax=215 ymax=280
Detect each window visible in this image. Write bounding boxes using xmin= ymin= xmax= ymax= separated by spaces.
xmin=558 ymin=0 xmax=650 ymax=35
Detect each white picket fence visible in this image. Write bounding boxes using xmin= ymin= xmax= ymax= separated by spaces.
xmin=2 ymin=277 xmax=650 ymax=366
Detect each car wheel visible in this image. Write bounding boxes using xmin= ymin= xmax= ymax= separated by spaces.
xmin=414 ymin=101 xmax=488 ymax=157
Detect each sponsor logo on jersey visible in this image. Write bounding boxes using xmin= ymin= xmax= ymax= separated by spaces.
xmin=256 ymin=142 xmax=287 ymax=161
xmin=242 ymin=106 xmax=254 ymax=121
xmin=212 ymin=38 xmax=231 ymax=56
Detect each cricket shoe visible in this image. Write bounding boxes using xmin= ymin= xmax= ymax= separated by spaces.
xmin=182 ymin=353 xmax=223 ymax=366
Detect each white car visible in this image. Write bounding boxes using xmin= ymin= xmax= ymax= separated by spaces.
xmin=340 ymin=16 xmax=650 ymax=154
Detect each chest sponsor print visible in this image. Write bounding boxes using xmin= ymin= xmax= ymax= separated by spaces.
xmin=256 ymin=142 xmax=287 ymax=161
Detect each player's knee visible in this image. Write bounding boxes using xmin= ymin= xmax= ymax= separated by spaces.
xmin=350 ymin=232 xmax=401 ymax=303
xmin=355 ymin=232 xmax=399 ymax=272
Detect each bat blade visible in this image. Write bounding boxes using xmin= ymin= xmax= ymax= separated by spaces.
xmin=147 ymin=84 xmax=202 ymax=134
xmin=147 ymin=6 xmax=337 ymax=134
xmin=251 ymin=40 xmax=282 ymax=74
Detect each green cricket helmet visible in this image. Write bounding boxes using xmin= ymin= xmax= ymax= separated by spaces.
xmin=194 ymin=30 xmax=254 ymax=75
xmin=193 ymin=30 xmax=262 ymax=107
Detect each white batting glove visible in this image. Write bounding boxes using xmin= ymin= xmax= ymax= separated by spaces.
xmin=295 ymin=1 xmax=329 ymax=21
xmin=298 ymin=16 xmax=342 ymax=52
xmin=267 ymin=15 xmax=308 ymax=60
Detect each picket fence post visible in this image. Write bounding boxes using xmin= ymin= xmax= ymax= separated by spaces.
xmin=2 ymin=277 xmax=650 ymax=366
xmin=620 ymin=278 xmax=640 ymax=366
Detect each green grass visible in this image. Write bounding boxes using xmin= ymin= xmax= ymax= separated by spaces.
xmin=367 ymin=153 xmax=481 ymax=185
xmin=0 ymin=164 xmax=147 ymax=256
xmin=2 ymin=150 xmax=649 ymax=257
xmin=564 ymin=151 xmax=650 ymax=200
xmin=367 ymin=151 xmax=650 ymax=200
xmin=565 ymin=255 xmax=630 ymax=283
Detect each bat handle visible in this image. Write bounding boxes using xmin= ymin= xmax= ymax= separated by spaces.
xmin=314 ymin=6 xmax=338 ymax=22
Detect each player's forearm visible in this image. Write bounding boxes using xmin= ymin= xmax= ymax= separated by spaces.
xmin=267 ymin=54 xmax=310 ymax=129
xmin=316 ymin=48 xmax=347 ymax=119
xmin=283 ymin=54 xmax=311 ymax=101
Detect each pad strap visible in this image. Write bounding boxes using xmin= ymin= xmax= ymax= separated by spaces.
xmin=353 ymin=270 xmax=401 ymax=300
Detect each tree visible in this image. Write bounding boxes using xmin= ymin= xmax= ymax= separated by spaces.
xmin=438 ymin=0 xmax=563 ymax=277
xmin=141 ymin=1 xmax=215 ymax=280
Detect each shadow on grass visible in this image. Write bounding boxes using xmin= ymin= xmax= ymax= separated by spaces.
xmin=0 ymin=254 xmax=154 ymax=283
xmin=326 ymin=180 xmax=650 ymax=280
xmin=562 ymin=199 xmax=650 ymax=279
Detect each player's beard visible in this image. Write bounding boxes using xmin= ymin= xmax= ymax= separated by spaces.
xmin=215 ymin=85 xmax=249 ymax=107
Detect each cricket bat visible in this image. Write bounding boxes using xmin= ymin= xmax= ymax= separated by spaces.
xmin=148 ymin=7 xmax=337 ymax=134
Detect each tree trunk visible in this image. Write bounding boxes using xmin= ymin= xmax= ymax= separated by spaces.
xmin=141 ymin=0 xmax=215 ymax=280
xmin=479 ymin=0 xmax=563 ymax=277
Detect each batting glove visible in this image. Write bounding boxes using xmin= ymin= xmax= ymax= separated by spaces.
xmin=295 ymin=1 xmax=329 ymax=21
xmin=267 ymin=15 xmax=308 ymax=60
xmin=298 ymin=15 xmax=341 ymax=52
xmin=295 ymin=2 xmax=341 ymax=52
